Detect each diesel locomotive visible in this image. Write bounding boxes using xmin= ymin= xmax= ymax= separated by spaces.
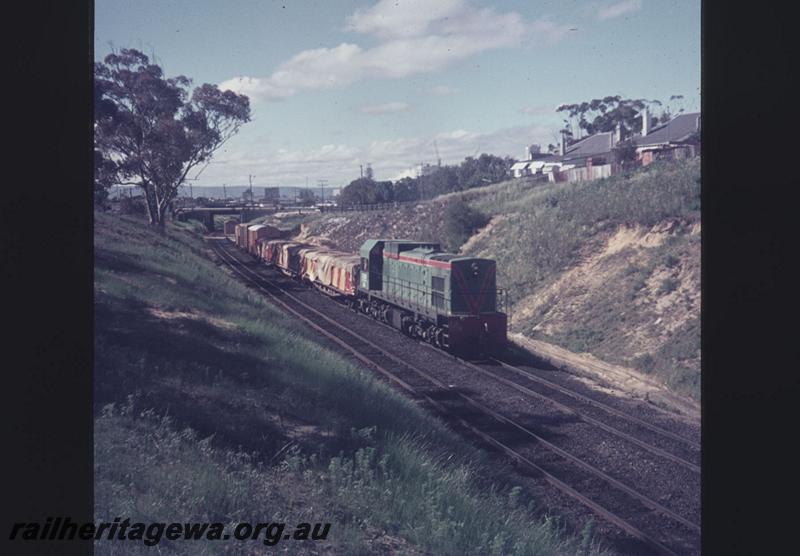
xmin=355 ymin=239 xmax=507 ymax=356
xmin=231 ymin=222 xmax=507 ymax=357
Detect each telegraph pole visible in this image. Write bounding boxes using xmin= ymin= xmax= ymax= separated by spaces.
xmin=318 ymin=179 xmax=328 ymax=205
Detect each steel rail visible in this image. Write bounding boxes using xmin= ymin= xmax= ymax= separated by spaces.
xmin=488 ymin=358 xmax=700 ymax=452
xmin=209 ymin=239 xmax=696 ymax=555
xmin=457 ymin=359 xmax=700 ymax=474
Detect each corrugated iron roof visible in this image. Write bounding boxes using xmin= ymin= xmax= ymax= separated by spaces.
xmin=563 ymin=132 xmax=614 ymax=160
xmin=634 ymin=112 xmax=700 ymax=146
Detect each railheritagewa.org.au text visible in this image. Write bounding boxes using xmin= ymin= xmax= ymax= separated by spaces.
xmin=9 ymin=517 xmax=331 ymax=546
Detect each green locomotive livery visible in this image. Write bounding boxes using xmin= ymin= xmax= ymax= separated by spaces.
xmin=356 ymin=239 xmax=507 ymax=356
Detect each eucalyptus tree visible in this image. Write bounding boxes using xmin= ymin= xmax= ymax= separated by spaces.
xmin=94 ymin=48 xmax=250 ymax=227
xmin=555 ymin=96 xmax=672 ymax=144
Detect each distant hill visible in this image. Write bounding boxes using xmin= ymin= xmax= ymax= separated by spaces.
xmin=108 ymin=185 xmax=339 ymax=201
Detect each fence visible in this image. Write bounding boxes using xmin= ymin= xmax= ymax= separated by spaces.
xmin=554 ymin=163 xmax=621 ymax=183
xmin=319 ymin=199 xmax=423 ymax=213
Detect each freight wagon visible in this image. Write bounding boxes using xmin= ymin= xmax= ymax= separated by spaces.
xmin=246 ymin=224 xmax=280 ymax=256
xmin=223 ymin=218 xmax=239 ymax=238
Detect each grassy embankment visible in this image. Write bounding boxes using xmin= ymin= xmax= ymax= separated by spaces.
xmin=94 ymin=211 xmax=612 ymax=555
xmin=465 ymin=160 xmax=701 ymax=400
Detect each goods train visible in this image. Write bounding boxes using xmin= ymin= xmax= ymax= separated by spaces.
xmin=229 ymin=221 xmax=507 ymax=357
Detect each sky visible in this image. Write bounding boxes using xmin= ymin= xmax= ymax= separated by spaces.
xmin=95 ymin=0 xmax=700 ymax=189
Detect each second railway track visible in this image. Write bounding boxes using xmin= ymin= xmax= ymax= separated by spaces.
xmin=209 ymin=237 xmax=700 ymax=556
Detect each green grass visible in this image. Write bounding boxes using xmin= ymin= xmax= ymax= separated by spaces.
xmin=94 ymin=211 xmax=614 ymax=555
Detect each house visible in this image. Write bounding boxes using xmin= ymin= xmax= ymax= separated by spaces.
xmin=546 ymin=125 xmax=626 ymax=182
xmin=560 ymin=128 xmax=622 ymax=167
xmin=512 ymin=108 xmax=701 ymax=182
xmin=511 ymin=144 xmax=561 ymax=178
xmin=633 ymin=110 xmax=701 ymax=166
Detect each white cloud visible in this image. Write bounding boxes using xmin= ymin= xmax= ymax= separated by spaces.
xmin=530 ymin=18 xmax=575 ymax=45
xmin=217 ymin=76 xmax=293 ymax=101
xmin=220 ymin=1 xmax=571 ymax=102
xmin=346 ymin=0 xmax=465 ymax=39
xmin=595 ymin=0 xmax=642 ymax=21
xmin=358 ymin=101 xmax=411 ymax=114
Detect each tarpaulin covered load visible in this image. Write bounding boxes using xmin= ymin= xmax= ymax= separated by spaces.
xmin=301 ymin=249 xmax=361 ymax=296
xmin=255 ymin=237 xmax=273 ymax=260
xmin=297 ymin=247 xmax=329 ymax=282
xmin=277 ymin=242 xmax=310 ymax=275
xmin=261 ymin=239 xmax=290 ymax=265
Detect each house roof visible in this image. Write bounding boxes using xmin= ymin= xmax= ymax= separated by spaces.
xmin=634 ymin=112 xmax=700 ymax=147
xmin=563 ymin=132 xmax=615 ymax=160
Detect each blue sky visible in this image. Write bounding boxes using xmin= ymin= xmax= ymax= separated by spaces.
xmin=95 ymin=0 xmax=700 ymax=189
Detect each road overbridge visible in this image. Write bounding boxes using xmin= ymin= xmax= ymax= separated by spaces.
xmin=172 ymin=206 xmax=277 ymax=231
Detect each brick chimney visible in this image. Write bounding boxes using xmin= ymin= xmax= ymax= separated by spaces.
xmin=559 ymin=131 xmax=566 ymax=156
xmin=642 ymin=107 xmax=650 ymax=136
xmin=614 ymin=122 xmax=623 ymax=145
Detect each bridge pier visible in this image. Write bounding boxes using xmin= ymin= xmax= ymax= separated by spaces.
xmin=203 ymin=212 xmax=215 ymax=232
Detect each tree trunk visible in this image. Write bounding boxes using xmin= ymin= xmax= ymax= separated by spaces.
xmin=157 ymin=203 xmax=168 ymax=232
xmin=143 ymin=186 xmax=158 ymax=226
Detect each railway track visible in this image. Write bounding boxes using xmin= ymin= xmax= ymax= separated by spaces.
xmin=209 ymin=238 xmax=699 ymax=556
xmin=457 ymin=358 xmax=700 ymax=473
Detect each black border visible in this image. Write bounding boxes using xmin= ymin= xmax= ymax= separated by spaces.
xmin=2 ymin=2 xmax=798 ymax=555
xmin=702 ymin=3 xmax=799 ymax=555
xmin=1 ymin=2 xmax=94 ymax=555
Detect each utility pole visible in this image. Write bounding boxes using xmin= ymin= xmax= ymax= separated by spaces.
xmin=317 ymin=179 xmax=328 ymax=204
xmin=417 ymin=162 xmax=424 ymax=200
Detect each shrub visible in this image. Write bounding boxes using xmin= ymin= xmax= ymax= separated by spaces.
xmin=634 ymin=353 xmax=656 ymax=373
xmin=657 ymin=277 xmax=680 ymax=295
xmin=119 ymin=195 xmax=147 ymax=215
xmin=442 ymin=199 xmax=489 ymax=251
xmin=665 ymin=254 xmax=680 ymax=268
